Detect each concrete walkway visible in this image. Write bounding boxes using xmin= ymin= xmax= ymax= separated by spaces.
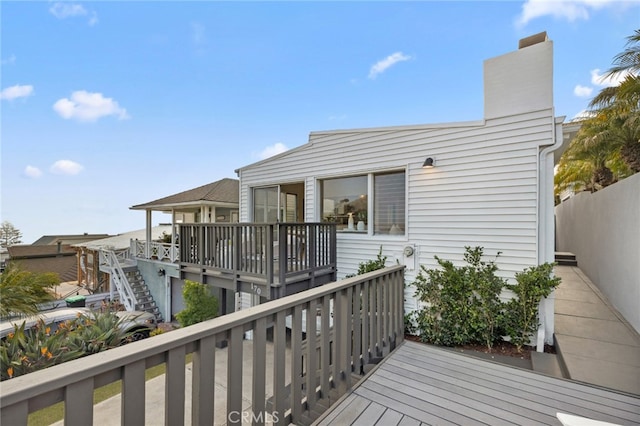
xmin=553 ymin=265 xmax=640 ymax=396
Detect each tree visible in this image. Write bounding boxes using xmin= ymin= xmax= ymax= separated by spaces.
xmin=0 ymin=263 xmax=58 ymax=318
xmin=588 ymin=29 xmax=640 ymax=174
xmin=0 ymin=221 xmax=22 ymax=249
xmin=555 ymin=30 xmax=639 ymax=197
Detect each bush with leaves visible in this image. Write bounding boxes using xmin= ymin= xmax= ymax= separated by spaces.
xmin=503 ymin=263 xmax=561 ymax=352
xmin=345 ymin=246 xmax=388 ymax=278
xmin=0 ymin=264 xmax=58 ymax=318
xmin=176 ymin=280 xmax=219 ymax=327
xmin=412 ymin=246 xmax=562 ymax=352
xmin=0 ymin=311 xmax=129 ymax=380
xmin=412 ymin=246 xmax=507 ymax=349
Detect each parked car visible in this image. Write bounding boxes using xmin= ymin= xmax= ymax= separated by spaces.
xmin=0 ymin=308 xmax=157 ymax=341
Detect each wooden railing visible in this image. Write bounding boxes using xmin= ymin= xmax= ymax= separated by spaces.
xmin=178 ymin=223 xmax=337 ymax=296
xmin=0 ymin=266 xmax=405 ymax=426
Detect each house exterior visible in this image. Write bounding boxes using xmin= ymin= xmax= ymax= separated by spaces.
xmin=73 ymin=225 xmax=172 ymax=293
xmin=235 ymin=33 xmax=572 ymax=346
xmin=126 ymin=178 xmax=241 ymax=320
xmin=6 ymin=243 xmax=78 ymax=284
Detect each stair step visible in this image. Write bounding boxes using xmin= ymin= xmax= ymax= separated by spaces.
xmin=555 ymin=252 xmax=577 ymax=266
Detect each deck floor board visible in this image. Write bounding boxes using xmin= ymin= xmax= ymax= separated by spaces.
xmin=313 ymin=341 xmax=640 ymax=426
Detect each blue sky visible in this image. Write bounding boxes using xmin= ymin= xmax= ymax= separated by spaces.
xmin=1 ymin=1 xmax=638 ymax=244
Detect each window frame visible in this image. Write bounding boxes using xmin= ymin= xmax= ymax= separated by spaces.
xmin=318 ymin=168 xmax=407 ymax=237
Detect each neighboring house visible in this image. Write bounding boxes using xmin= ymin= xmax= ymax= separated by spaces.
xmin=235 ymin=32 xmax=574 ymax=346
xmin=6 ymin=243 xmax=78 ymax=284
xmin=130 ymin=177 xmax=240 ymax=229
xmin=73 ymin=225 xmax=173 ymax=293
xmin=125 ymin=178 xmax=240 ymax=320
xmin=32 ymin=233 xmax=111 ymax=246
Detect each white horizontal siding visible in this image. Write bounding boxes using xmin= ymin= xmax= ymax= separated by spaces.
xmin=239 ymin=109 xmax=554 ymax=310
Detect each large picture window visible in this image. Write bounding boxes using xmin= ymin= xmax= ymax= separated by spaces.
xmin=321 ymin=170 xmax=405 ymax=235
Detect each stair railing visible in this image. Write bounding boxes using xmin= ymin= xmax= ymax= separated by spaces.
xmin=101 ymin=249 xmax=137 ymax=312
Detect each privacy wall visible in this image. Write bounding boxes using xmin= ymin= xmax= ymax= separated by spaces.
xmin=555 ymin=173 xmax=640 ymax=333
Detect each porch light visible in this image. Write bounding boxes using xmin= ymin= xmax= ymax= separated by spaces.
xmin=422 ymin=157 xmax=435 ymax=168
xmin=158 ymin=268 xmax=166 ymax=277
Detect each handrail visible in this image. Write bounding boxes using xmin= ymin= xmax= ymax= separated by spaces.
xmin=0 ymin=265 xmax=405 ymax=426
xmin=101 ymin=249 xmax=137 ymax=311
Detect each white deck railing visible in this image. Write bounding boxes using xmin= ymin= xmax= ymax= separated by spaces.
xmin=131 ymin=240 xmax=179 ymax=263
xmin=0 ymin=265 xmax=405 ymax=426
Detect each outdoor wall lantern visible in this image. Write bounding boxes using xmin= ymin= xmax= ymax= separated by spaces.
xmin=422 ymin=157 xmax=435 ymax=168
xmin=158 ymin=268 xmax=166 ymax=277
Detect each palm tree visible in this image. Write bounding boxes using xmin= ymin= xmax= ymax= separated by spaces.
xmin=0 ymin=264 xmax=58 ymax=318
xmin=588 ymin=30 xmax=640 ymax=173
xmin=590 ymin=29 xmax=640 ymax=110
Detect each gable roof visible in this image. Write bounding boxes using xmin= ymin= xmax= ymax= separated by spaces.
xmin=130 ymin=178 xmax=239 ymax=210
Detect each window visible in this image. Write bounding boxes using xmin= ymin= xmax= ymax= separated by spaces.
xmin=374 ymin=171 xmax=406 ymax=235
xmin=321 ymin=170 xmax=405 ymax=235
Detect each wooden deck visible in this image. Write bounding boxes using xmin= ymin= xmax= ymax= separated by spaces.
xmin=314 ymin=341 xmax=640 ymax=426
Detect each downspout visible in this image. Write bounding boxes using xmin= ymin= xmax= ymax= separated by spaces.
xmin=537 ymin=114 xmax=566 ymax=350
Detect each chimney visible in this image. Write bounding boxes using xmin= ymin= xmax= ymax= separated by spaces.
xmin=57 ymin=241 xmax=62 ymax=255
xmin=484 ymin=32 xmax=553 ymax=120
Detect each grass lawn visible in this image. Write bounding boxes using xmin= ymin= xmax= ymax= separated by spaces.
xmin=27 ymin=354 xmax=193 ymax=426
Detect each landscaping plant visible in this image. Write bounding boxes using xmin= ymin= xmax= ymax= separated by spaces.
xmin=503 ymin=263 xmax=561 ymax=352
xmin=1 ymin=311 xmax=130 ymax=381
xmin=411 ymin=246 xmax=562 ymax=353
xmin=175 ymin=280 xmax=219 ymax=327
xmin=412 ymin=246 xmax=506 ymax=349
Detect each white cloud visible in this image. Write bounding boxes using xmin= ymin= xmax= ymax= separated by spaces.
xmin=368 ymin=52 xmax=412 ymax=80
xmin=1 ymin=54 xmax=16 ymax=65
xmin=329 ymin=114 xmax=347 ymax=121
xmin=49 ymin=2 xmax=98 ymax=26
xmin=256 ymin=143 xmax=288 ymax=160
xmin=50 ymin=160 xmax=84 ymax=176
xmin=23 ymin=166 xmax=43 ymax=179
xmin=573 ymin=85 xmax=593 ymax=97
xmin=53 ymin=91 xmax=129 ymax=122
xmin=516 ymin=0 xmax=620 ymax=26
xmin=590 ymin=68 xmax=630 ymax=87
xmin=0 ymin=84 xmax=34 ymax=100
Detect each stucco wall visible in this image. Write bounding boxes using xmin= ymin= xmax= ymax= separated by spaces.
xmin=555 ymin=173 xmax=640 ymax=333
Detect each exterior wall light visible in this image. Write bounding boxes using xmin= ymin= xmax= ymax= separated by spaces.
xmin=158 ymin=268 xmax=166 ymax=276
xmin=422 ymin=157 xmax=435 ymax=168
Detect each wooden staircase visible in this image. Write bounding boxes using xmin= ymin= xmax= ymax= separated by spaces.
xmin=125 ymin=270 xmax=163 ymax=322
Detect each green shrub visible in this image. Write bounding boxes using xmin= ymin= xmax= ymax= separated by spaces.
xmin=176 ymin=280 xmax=218 ymax=327
xmin=346 ymin=246 xmax=388 ymax=278
xmin=503 ymin=263 xmax=561 ymax=352
xmin=412 ymin=246 xmax=562 ymax=352
xmin=412 ymin=246 xmax=506 ymax=349
xmin=1 ymin=311 xmax=128 ymax=381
